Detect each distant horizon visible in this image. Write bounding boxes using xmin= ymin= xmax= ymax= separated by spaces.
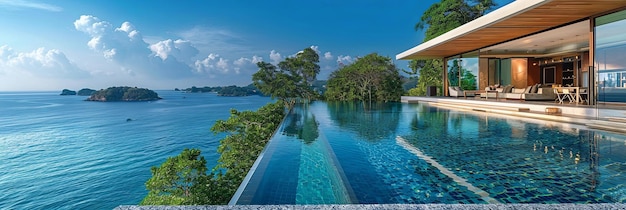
xmin=0 ymin=83 xmax=269 ymax=92
xmin=0 ymin=0 xmax=514 ymax=91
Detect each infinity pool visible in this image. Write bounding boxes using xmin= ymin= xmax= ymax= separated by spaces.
xmin=232 ymin=102 xmax=626 ymax=204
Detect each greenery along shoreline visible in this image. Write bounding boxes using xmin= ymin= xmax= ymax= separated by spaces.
xmin=176 ymin=84 xmax=261 ymax=96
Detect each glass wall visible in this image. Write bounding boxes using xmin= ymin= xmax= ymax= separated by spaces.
xmin=447 ymin=51 xmax=479 ymax=90
xmin=595 ymin=9 xmax=626 ymax=103
xmin=487 ymin=58 xmax=511 ymax=86
xmin=500 ymin=59 xmax=512 ymax=85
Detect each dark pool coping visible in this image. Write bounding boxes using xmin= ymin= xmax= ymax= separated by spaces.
xmin=115 ymin=204 xmax=626 ymax=209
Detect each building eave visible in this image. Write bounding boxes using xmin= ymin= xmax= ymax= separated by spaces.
xmin=396 ymin=0 xmax=626 ymax=60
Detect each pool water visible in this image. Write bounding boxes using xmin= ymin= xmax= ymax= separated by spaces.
xmin=232 ymin=102 xmax=626 ymax=204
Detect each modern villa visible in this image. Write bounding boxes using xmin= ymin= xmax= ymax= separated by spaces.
xmin=397 ymin=0 xmax=626 ymax=110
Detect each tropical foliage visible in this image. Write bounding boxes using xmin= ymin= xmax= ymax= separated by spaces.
xmin=77 ymin=88 xmax=96 ymax=96
xmin=181 ymin=84 xmax=263 ymax=96
xmin=407 ymin=0 xmax=496 ymax=96
xmin=141 ymin=101 xmax=285 ymax=205
xmin=210 ymin=101 xmax=285 ymax=194
xmin=252 ymin=47 xmax=320 ymax=107
xmin=447 ymin=59 xmax=478 ymax=90
xmin=325 ymin=53 xmax=403 ymax=102
xmin=141 ymin=148 xmax=207 ymax=205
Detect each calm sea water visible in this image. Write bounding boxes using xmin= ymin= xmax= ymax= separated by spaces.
xmin=0 ymin=91 xmax=272 ymax=209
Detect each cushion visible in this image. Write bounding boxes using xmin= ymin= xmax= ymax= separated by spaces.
xmin=485 ymin=87 xmax=491 ymax=91
xmin=513 ymin=88 xmax=526 ymax=94
xmin=525 ymin=86 xmax=532 ymax=94
xmin=504 ymin=85 xmax=514 ymax=93
xmin=495 ymin=84 xmax=500 ymax=88
xmin=530 ymin=84 xmax=538 ymax=93
xmin=495 ymin=88 xmax=504 ymax=92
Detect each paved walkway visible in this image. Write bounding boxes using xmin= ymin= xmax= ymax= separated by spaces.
xmin=116 ymin=204 xmax=626 ymax=210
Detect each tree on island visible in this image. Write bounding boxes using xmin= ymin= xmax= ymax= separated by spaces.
xmin=252 ymin=47 xmax=320 ymax=107
xmin=407 ymin=0 xmax=496 ymax=96
xmin=77 ymin=88 xmax=96 ymax=96
xmin=325 ymin=53 xmax=403 ymax=102
xmin=180 ymin=85 xmax=262 ymax=96
xmin=86 ymin=86 xmax=161 ymax=101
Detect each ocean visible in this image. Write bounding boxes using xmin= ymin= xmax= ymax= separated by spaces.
xmin=0 ymin=91 xmax=273 ymax=209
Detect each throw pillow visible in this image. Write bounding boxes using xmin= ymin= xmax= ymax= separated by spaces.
xmin=530 ymin=84 xmax=538 ymax=93
xmin=525 ymin=86 xmax=532 ymax=93
xmin=504 ymin=85 xmax=514 ymax=93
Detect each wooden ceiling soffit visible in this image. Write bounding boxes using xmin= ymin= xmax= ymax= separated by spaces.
xmin=398 ymin=0 xmax=626 ymax=60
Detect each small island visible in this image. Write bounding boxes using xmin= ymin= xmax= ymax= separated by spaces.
xmin=86 ymin=86 xmax=162 ymax=102
xmin=77 ymin=88 xmax=97 ymax=96
xmin=60 ymin=89 xmax=77 ymax=95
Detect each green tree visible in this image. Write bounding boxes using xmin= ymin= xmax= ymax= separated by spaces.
xmin=253 ymin=47 xmax=320 ymax=107
xmin=141 ymin=102 xmax=285 ymax=205
xmin=141 ymin=148 xmax=208 ymax=205
xmin=209 ymin=101 xmax=286 ymax=200
xmin=448 ymin=59 xmax=478 ymax=90
xmin=408 ymin=0 xmax=496 ymax=96
xmin=448 ymin=59 xmax=461 ymax=87
xmin=325 ymin=53 xmax=403 ymax=102
xmin=461 ymin=69 xmax=478 ymax=90
xmin=407 ymin=59 xmax=443 ymax=96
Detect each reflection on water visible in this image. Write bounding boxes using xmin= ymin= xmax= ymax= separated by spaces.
xmin=326 ymin=101 xmax=402 ymax=142
xmin=235 ymin=101 xmax=626 ymax=204
xmin=282 ymin=105 xmax=319 ymax=144
xmin=404 ymin=106 xmax=626 ymax=203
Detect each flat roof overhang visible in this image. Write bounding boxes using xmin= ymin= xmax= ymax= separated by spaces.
xmin=396 ymin=0 xmax=626 ymax=60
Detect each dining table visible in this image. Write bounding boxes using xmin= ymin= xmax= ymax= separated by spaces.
xmin=553 ymin=86 xmax=582 ymax=104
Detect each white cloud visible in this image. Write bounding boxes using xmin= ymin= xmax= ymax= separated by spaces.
xmin=0 ymin=45 xmax=88 ymax=78
xmin=74 ymin=15 xmax=197 ymax=78
xmin=337 ymin=55 xmax=355 ymax=65
xmin=251 ymin=55 xmax=263 ymax=64
xmin=0 ymin=0 xmax=62 ymax=12
xmin=194 ymin=53 xmax=232 ymax=76
xmin=149 ymin=39 xmax=199 ymax=61
xmin=216 ymin=58 xmax=229 ymax=70
xmin=310 ymin=45 xmax=320 ymax=54
xmin=269 ymin=50 xmax=282 ymax=64
xmin=324 ymin=52 xmax=333 ymax=60
xmin=234 ymin=55 xmax=262 ymax=66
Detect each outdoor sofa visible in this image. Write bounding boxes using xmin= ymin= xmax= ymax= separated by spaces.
xmin=480 ymin=84 xmax=556 ymax=101
xmin=448 ymin=86 xmax=475 ymax=97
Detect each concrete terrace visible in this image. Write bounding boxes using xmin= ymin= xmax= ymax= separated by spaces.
xmin=401 ymin=96 xmax=626 ymax=135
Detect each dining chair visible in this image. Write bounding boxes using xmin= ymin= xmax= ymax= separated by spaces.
xmin=579 ymin=88 xmax=588 ymax=104
xmin=562 ymin=89 xmax=574 ymax=103
xmin=554 ymin=88 xmax=565 ymax=104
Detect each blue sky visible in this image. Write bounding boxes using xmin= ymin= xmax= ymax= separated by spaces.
xmin=0 ymin=0 xmax=513 ymax=91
